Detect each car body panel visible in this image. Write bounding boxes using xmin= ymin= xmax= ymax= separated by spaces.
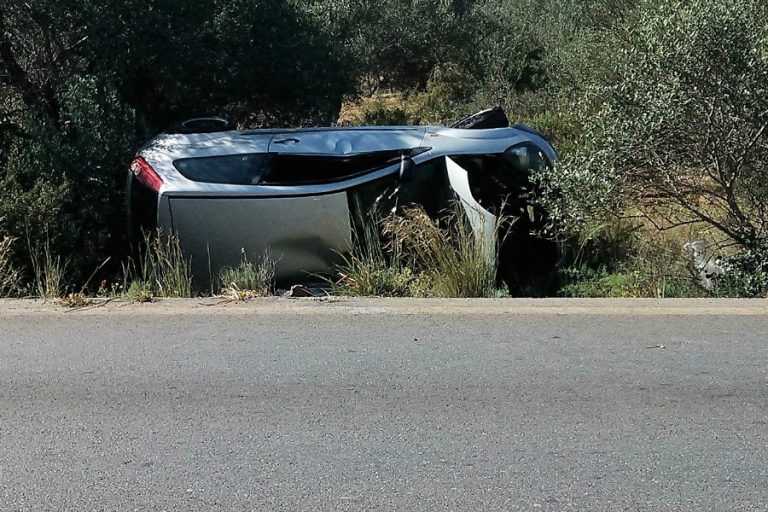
xmin=168 ymin=193 xmax=351 ymax=283
xmin=268 ymin=127 xmax=427 ymax=155
xmin=445 ymin=156 xmax=497 ymax=262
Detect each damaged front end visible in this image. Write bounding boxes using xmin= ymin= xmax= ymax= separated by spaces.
xmin=348 ymin=141 xmax=559 ymax=295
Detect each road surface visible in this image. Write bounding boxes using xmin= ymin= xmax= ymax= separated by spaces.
xmin=1 ymin=298 xmax=767 ymax=511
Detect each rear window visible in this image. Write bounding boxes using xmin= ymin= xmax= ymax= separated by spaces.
xmin=260 ymin=151 xmax=402 ymax=185
xmin=173 ymin=154 xmax=268 ymax=185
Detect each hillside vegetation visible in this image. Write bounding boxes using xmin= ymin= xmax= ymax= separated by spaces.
xmin=1 ymin=0 xmax=766 ymax=297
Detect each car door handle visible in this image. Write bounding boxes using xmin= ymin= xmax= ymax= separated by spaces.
xmin=274 ymin=138 xmax=300 ymax=145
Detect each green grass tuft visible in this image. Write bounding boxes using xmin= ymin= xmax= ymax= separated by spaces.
xmin=218 ymin=249 xmax=276 ymax=299
xmin=122 ymin=230 xmax=193 ymax=299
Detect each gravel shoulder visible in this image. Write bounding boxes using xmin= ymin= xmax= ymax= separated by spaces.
xmin=1 ymin=297 xmax=767 ymax=317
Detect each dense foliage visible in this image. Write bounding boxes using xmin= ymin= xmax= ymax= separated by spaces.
xmin=1 ymin=0 xmax=766 ymax=295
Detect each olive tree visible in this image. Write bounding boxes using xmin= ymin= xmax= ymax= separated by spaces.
xmin=589 ymin=0 xmax=768 ymax=248
xmin=543 ymin=0 xmax=768 ymax=252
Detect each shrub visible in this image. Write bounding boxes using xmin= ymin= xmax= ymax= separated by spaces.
xmin=0 ymin=75 xmax=142 ymax=288
xmin=557 ymin=217 xmax=706 ymax=297
xmin=714 ymin=249 xmax=768 ymax=298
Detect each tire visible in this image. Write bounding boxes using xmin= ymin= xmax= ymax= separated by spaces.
xmin=171 ymin=116 xmax=235 ymax=134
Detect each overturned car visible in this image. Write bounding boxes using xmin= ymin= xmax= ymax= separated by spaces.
xmin=128 ymin=108 xmax=559 ymax=293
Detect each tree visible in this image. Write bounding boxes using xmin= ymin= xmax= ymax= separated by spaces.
xmin=545 ymin=0 xmax=768 ymax=251
xmin=0 ymin=0 xmax=352 ymax=287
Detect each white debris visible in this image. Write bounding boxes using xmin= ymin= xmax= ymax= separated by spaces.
xmin=684 ymin=240 xmax=725 ymax=290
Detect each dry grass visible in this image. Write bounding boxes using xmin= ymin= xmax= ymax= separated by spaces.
xmin=59 ymin=292 xmax=90 ymax=308
xmin=122 ymin=230 xmax=193 ymax=299
xmin=29 ymin=239 xmax=67 ymax=300
xmin=384 ymin=205 xmax=500 ymax=298
xmin=0 ymin=235 xmax=21 ymax=297
xmin=332 ymin=209 xmax=419 ymax=297
xmin=337 ymin=92 xmax=416 ymax=126
xmin=334 ymin=204 xmax=502 ymax=298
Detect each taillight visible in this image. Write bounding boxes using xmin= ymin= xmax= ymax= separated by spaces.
xmin=130 ymin=156 xmax=164 ymax=193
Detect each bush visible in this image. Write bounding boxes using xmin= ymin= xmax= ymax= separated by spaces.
xmin=556 ymin=218 xmax=706 ymax=297
xmin=714 ymin=249 xmax=768 ymax=298
xmin=0 ymin=75 xmax=143 ymax=287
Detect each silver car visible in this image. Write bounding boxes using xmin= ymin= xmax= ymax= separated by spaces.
xmin=128 ymin=108 xmax=558 ymax=292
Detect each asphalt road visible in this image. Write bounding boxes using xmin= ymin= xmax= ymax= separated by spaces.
xmin=1 ymin=298 xmax=767 ymax=511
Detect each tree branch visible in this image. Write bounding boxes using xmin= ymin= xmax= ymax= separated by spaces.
xmin=0 ymin=11 xmax=40 ymax=109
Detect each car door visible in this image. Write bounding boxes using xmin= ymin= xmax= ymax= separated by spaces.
xmin=445 ymin=156 xmax=498 ymax=263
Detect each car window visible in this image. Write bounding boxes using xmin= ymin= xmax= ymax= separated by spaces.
xmin=261 ymin=151 xmax=402 ymax=185
xmin=347 ymin=157 xmax=453 ymax=239
xmin=173 ymin=154 xmax=268 ymax=185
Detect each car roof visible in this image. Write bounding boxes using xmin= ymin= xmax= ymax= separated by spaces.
xmin=140 ymin=125 xmax=551 ymax=156
xmin=138 ymin=125 xmax=557 ymax=193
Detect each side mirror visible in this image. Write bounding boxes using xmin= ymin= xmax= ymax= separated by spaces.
xmin=399 ymin=154 xmax=415 ymax=183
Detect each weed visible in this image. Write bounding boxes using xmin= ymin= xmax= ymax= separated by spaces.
xmin=335 ymin=259 xmax=419 ymax=297
xmin=29 ymin=238 xmax=67 ymax=299
xmin=60 ymin=292 xmax=90 ymax=308
xmin=334 ymin=203 xmax=501 ymax=298
xmin=385 ymin=204 xmax=500 ymax=298
xmin=96 ymin=279 xmax=123 ymax=297
xmin=125 ymin=280 xmax=153 ymax=302
xmin=123 ymin=230 xmax=193 ymax=298
xmin=219 ymin=249 xmax=276 ymax=299
xmin=0 ymin=235 xmax=21 ymax=297
xmin=333 ymin=210 xmax=418 ymax=297
xmin=559 ymin=267 xmax=641 ymax=298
